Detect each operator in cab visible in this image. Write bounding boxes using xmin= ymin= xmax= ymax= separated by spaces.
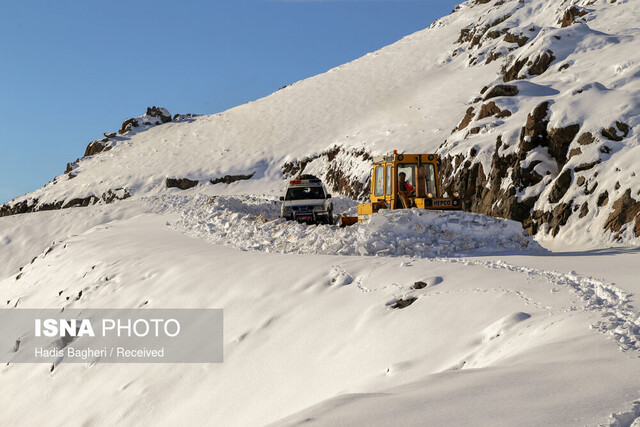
xmin=398 ymin=172 xmax=414 ymax=194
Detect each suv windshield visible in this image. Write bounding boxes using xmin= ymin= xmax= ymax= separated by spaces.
xmin=286 ymin=186 xmax=325 ymax=201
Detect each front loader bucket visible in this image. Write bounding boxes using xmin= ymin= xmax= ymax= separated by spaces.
xmin=338 ymin=216 xmax=359 ymax=227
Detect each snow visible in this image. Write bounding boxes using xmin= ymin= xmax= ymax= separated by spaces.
xmin=2 ymin=0 xmax=640 ymax=425
xmin=170 ymin=194 xmax=541 ymax=258
xmin=1 ymin=193 xmax=640 ymax=425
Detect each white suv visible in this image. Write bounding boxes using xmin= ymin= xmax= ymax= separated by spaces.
xmin=280 ymin=177 xmax=333 ymax=224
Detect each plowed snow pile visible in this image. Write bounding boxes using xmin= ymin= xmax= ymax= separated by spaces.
xmin=171 ymin=195 xmax=543 ymax=257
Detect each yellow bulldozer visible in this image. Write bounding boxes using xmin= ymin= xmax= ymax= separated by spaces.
xmin=339 ymin=151 xmax=461 ymax=226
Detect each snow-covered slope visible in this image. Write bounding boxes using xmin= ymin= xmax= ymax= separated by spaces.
xmin=2 ymin=0 xmax=640 ymax=425
xmin=2 ymin=196 xmax=640 ymax=426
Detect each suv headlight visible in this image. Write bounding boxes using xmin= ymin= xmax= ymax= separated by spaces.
xmin=314 ymin=205 xmax=325 ymax=212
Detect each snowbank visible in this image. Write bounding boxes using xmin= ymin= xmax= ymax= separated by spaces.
xmin=171 ymin=194 xmax=543 ymax=257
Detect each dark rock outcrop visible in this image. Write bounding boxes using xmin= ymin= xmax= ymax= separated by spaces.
xmin=559 ymin=6 xmax=587 ymax=27
xmin=65 ymin=160 xmax=81 ymax=174
xmin=146 ymin=106 xmax=172 ymax=123
xmin=441 ymin=92 xmax=638 ymax=239
xmin=474 ymin=101 xmax=512 ymax=120
xmin=483 ymin=84 xmax=519 ymax=100
xmin=84 ymin=140 xmax=113 ymax=157
xmin=597 ymin=191 xmax=609 ymax=207
xmin=441 ymin=134 xmax=538 ymax=228
xmin=413 ymin=281 xmax=428 ymax=289
xmin=548 ymin=124 xmax=580 ymax=167
xmin=102 ymin=188 xmax=131 ymax=204
xmin=81 ymin=107 xmax=175 ymax=159
xmin=210 ymin=173 xmax=255 ymax=185
xmin=496 ymin=109 xmax=512 ymax=118
xmin=0 ymin=200 xmax=33 ymax=217
xmin=117 ymin=106 xmax=172 ymax=135
xmin=529 ymin=202 xmax=573 ymax=237
xmin=119 ymin=118 xmax=139 ymax=135
xmin=574 ymin=161 xmax=600 ymax=173
xmin=502 ymin=57 xmax=528 ymax=82
xmin=601 ymin=121 xmax=630 ymax=141
xmin=502 ymin=50 xmax=556 ymax=82
xmin=579 ymin=202 xmax=589 ymax=218
xmin=440 ymin=101 xmax=582 ymax=236
xmin=0 ymin=188 xmax=130 ymax=218
xmin=568 ymin=148 xmax=582 ymax=159
xmin=166 ymin=177 xmax=199 ymax=190
xmin=521 ymin=101 xmax=550 ymax=150
xmin=548 ymin=169 xmax=572 ymax=204
xmin=578 ymin=132 xmax=595 ymax=145
xmin=391 ymin=297 xmax=417 ymax=309
xmin=486 ymin=49 xmax=504 ymax=64
xmin=604 ymin=189 xmax=640 ymax=238
xmin=62 ymin=196 xmax=100 ymax=209
xmin=454 ymin=107 xmax=476 ymax=132
xmin=528 ymin=50 xmax=556 ymax=76
xmin=503 ymin=32 xmax=529 ymax=47
xmin=173 ymin=113 xmax=199 ymax=122
xmin=478 ymin=102 xmax=502 ymax=120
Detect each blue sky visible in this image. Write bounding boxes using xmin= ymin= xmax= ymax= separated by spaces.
xmin=0 ymin=0 xmax=460 ymax=204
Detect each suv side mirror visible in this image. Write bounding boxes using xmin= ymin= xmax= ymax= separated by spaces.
xmin=279 ymin=196 xmax=284 ymax=201
xmin=327 ymin=194 xmax=332 ymax=199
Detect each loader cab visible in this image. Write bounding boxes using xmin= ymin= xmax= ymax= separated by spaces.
xmin=356 ymin=152 xmax=460 ymax=221
xmin=369 ymin=153 xmax=440 ymax=210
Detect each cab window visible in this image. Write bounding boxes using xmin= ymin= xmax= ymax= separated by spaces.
xmin=397 ymin=164 xmax=415 ymax=193
xmin=425 ymin=163 xmax=437 ymax=195
xmin=374 ymin=165 xmax=384 ymax=196
xmin=385 ymin=164 xmax=392 ymax=195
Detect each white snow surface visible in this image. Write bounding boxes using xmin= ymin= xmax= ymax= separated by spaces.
xmin=170 ymin=194 xmax=541 ymax=257
xmin=2 ymin=0 xmax=640 ymax=425
xmin=1 ymin=196 xmax=640 ymax=426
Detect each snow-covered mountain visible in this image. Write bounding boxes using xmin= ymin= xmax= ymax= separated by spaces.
xmin=2 ymin=0 xmax=638 ymax=246
xmin=2 ymin=0 xmax=640 ymax=425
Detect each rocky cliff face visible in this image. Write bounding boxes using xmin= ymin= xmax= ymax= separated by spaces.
xmin=434 ymin=0 xmax=639 ymax=243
